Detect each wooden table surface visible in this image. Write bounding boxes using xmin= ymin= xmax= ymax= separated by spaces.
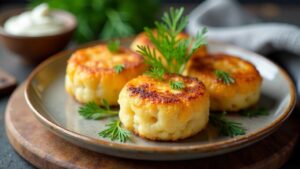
xmin=1 ymin=2 xmax=300 ymax=169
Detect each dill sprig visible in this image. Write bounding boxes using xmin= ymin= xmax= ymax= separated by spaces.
xmin=240 ymin=107 xmax=269 ymax=117
xmin=78 ymin=100 xmax=118 ymax=120
xmin=78 ymin=101 xmax=131 ymax=142
xmin=210 ymin=112 xmax=246 ymax=137
xmin=107 ymin=40 xmax=120 ymax=52
xmin=170 ymin=80 xmax=185 ymax=90
xmin=136 ymin=7 xmax=207 ymax=77
xmin=214 ymin=70 xmax=235 ymax=85
xmin=144 ymin=66 xmax=165 ymax=80
xmin=136 ymin=45 xmax=165 ymax=72
xmin=99 ymin=119 xmax=131 ymax=143
xmin=114 ymin=64 xmax=125 ymax=74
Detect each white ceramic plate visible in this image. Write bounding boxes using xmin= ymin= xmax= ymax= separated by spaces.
xmin=25 ymin=39 xmax=296 ymax=160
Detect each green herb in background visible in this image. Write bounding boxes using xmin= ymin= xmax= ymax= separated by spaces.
xmin=30 ymin=0 xmax=160 ymax=43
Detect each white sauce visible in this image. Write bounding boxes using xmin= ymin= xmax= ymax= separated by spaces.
xmin=3 ymin=3 xmax=65 ymax=36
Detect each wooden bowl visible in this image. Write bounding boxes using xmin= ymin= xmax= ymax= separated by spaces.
xmin=0 ymin=8 xmax=77 ymax=63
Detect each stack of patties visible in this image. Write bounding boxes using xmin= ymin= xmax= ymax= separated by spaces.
xmin=66 ymin=7 xmax=262 ymax=142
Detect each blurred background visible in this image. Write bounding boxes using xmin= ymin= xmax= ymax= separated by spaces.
xmin=1 ymin=0 xmax=300 ymax=43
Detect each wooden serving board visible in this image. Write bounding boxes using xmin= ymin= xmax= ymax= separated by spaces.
xmin=5 ymin=84 xmax=300 ymax=169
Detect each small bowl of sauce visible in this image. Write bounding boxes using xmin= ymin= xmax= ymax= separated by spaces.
xmin=0 ymin=4 xmax=77 ymax=63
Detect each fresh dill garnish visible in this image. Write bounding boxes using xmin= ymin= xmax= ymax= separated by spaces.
xmin=99 ymin=119 xmax=131 ymax=143
xmin=79 ymin=101 xmax=131 ymax=142
xmin=136 ymin=45 xmax=165 ymax=77
xmin=114 ymin=64 xmax=125 ymax=74
xmin=214 ymin=70 xmax=235 ymax=85
xmin=136 ymin=7 xmax=207 ymax=78
xmin=144 ymin=66 xmax=165 ymax=80
xmin=78 ymin=100 xmax=118 ymax=120
xmin=240 ymin=107 xmax=269 ymax=117
xmin=170 ymin=80 xmax=185 ymax=90
xmin=107 ymin=40 xmax=120 ymax=52
xmin=209 ymin=112 xmax=246 ymax=137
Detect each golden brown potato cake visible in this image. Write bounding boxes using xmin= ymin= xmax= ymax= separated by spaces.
xmin=118 ymin=74 xmax=210 ymax=141
xmin=185 ymin=54 xmax=262 ymax=111
xmin=65 ymin=44 xmax=146 ymax=106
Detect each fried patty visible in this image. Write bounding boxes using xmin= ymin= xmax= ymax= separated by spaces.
xmin=185 ymin=54 xmax=262 ymax=111
xmin=65 ymin=44 xmax=146 ymax=105
xmin=118 ymin=74 xmax=210 ymax=141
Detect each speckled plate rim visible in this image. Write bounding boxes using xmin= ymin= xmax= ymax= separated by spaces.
xmin=24 ymin=39 xmax=296 ymax=154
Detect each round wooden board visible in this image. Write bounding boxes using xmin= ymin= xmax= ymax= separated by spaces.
xmin=5 ymin=84 xmax=300 ymax=169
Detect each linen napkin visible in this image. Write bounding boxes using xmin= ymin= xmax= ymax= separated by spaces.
xmin=187 ymin=0 xmax=300 ymax=99
xmin=187 ymin=0 xmax=300 ymax=55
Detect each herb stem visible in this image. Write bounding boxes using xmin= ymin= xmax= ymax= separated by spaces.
xmin=99 ymin=119 xmax=131 ymax=142
xmin=78 ymin=101 xmax=118 ymax=120
xmin=209 ymin=112 xmax=246 ymax=137
xmin=137 ymin=7 xmax=207 ymax=78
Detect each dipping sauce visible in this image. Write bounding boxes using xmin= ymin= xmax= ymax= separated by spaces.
xmin=3 ymin=3 xmax=65 ymax=36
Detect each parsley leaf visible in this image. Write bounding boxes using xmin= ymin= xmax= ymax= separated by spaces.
xmin=210 ymin=112 xmax=246 ymax=137
xmin=170 ymin=80 xmax=185 ymax=90
xmin=214 ymin=70 xmax=235 ymax=85
xmin=78 ymin=100 xmax=118 ymax=120
xmin=114 ymin=64 xmax=125 ymax=74
xmin=240 ymin=107 xmax=269 ymax=117
xmin=107 ymin=40 xmax=120 ymax=52
xmin=99 ymin=119 xmax=131 ymax=143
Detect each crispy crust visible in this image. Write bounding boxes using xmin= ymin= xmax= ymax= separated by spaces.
xmin=119 ymin=74 xmax=210 ymax=141
xmin=188 ymin=54 xmax=262 ymax=84
xmin=68 ymin=44 xmax=144 ymax=74
xmin=126 ymin=74 xmax=206 ymax=104
xmin=127 ymin=74 xmax=206 ymax=104
xmin=185 ymin=53 xmax=263 ymax=111
xmin=65 ymin=44 xmax=147 ymax=105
